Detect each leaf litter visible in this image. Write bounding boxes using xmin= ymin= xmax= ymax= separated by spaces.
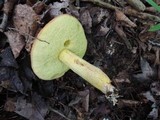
xmin=0 ymin=0 xmax=160 ymax=120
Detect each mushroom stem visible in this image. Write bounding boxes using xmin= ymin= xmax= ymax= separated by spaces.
xmin=59 ymin=49 xmax=115 ymax=94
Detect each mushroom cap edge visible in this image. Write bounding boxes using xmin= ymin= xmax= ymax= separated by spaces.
xmin=31 ymin=14 xmax=87 ymax=80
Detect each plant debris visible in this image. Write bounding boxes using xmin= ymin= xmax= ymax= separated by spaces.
xmin=0 ymin=0 xmax=160 ymax=120
xmin=5 ymin=31 xmax=25 ymax=58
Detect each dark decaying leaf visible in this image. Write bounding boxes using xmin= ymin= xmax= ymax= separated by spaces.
xmin=68 ymin=96 xmax=81 ymax=107
xmin=92 ymin=12 xmax=111 ymax=37
xmin=148 ymin=106 xmax=158 ymax=120
xmin=11 ymin=71 xmax=24 ymax=93
xmin=90 ymin=103 xmax=110 ymax=119
xmin=38 ymin=80 xmax=55 ymax=96
xmin=0 ymin=47 xmax=18 ymax=68
xmin=19 ymin=54 xmax=35 ymax=81
xmin=5 ymin=30 xmax=25 ymax=58
xmin=18 ymin=55 xmax=35 ymax=92
xmin=68 ymin=90 xmax=89 ymax=112
xmin=133 ymin=57 xmax=156 ymax=82
xmin=150 ymin=82 xmax=160 ymax=96
xmin=0 ymin=67 xmax=24 ymax=93
xmin=142 ymin=91 xmax=155 ymax=103
xmin=14 ymin=98 xmax=33 ymax=119
xmin=0 ymin=0 xmax=3 ymax=9
xmin=14 ymin=93 xmax=48 ymax=120
xmin=78 ymin=90 xmax=89 ymax=112
xmin=79 ymin=8 xmax=92 ymax=34
xmin=0 ymin=79 xmax=17 ymax=92
xmin=0 ymin=47 xmax=24 ymax=92
xmin=0 ymin=67 xmax=13 ymax=81
xmin=48 ymin=0 xmax=69 ymax=17
xmin=0 ymin=32 xmax=8 ymax=49
xmin=142 ymin=91 xmax=158 ymax=120
xmin=142 ymin=85 xmax=159 ymax=120
xmin=0 ymin=86 xmax=2 ymax=92
xmin=4 ymin=98 xmax=16 ymax=112
xmin=89 ymin=7 xmax=109 ymax=25
xmin=140 ymin=57 xmax=155 ymax=77
xmin=30 ymin=93 xmax=48 ymax=119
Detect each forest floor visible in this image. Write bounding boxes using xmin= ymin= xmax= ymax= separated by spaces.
xmin=0 ymin=0 xmax=160 ymax=120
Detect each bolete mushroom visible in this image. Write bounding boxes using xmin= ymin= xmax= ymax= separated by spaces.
xmin=31 ymin=14 xmax=117 ymax=102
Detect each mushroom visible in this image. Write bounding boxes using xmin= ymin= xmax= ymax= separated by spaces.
xmin=31 ymin=14 xmax=117 ymax=103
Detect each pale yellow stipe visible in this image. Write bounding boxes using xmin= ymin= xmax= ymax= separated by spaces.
xmin=59 ymin=49 xmax=115 ymax=94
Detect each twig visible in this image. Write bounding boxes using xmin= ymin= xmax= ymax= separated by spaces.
xmin=126 ymin=0 xmax=146 ymax=11
xmin=81 ymin=0 xmax=160 ymax=22
xmin=123 ymin=7 xmax=160 ymax=22
xmin=145 ymin=7 xmax=157 ymax=13
xmin=115 ymin=23 xmax=132 ymax=50
xmin=49 ymin=107 xmax=71 ymax=120
xmin=81 ymin=0 xmax=119 ymax=10
xmin=7 ymin=27 xmax=50 ymax=44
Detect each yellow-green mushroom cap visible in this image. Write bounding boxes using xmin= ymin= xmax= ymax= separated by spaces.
xmin=31 ymin=14 xmax=87 ymax=80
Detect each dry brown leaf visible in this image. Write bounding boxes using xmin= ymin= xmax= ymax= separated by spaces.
xmin=115 ymin=9 xmax=137 ymax=28
xmin=32 ymin=1 xmax=46 ymax=14
xmin=5 ymin=31 xmax=25 ymax=58
xmin=13 ymin=4 xmax=39 ymax=52
xmin=13 ymin=4 xmax=39 ymax=36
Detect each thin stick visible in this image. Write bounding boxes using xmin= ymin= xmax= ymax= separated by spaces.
xmin=81 ymin=0 xmax=119 ymax=10
xmin=49 ymin=107 xmax=71 ymax=120
xmin=81 ymin=0 xmax=160 ymax=22
xmin=7 ymin=27 xmax=50 ymax=44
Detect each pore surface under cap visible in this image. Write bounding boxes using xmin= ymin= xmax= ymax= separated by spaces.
xmin=31 ymin=14 xmax=87 ymax=80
